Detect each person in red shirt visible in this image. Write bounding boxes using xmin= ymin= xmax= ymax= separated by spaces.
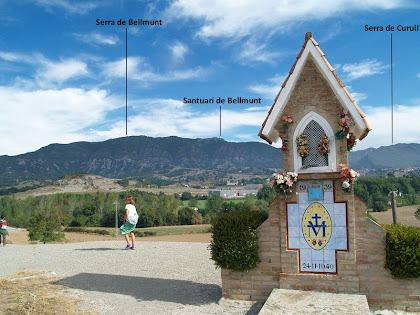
xmin=0 ymin=215 xmax=8 ymax=246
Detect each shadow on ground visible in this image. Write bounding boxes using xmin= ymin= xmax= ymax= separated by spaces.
xmin=57 ymin=273 xmax=222 ymax=306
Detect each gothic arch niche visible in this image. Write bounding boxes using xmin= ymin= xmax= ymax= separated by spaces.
xmin=293 ymin=112 xmax=336 ymax=173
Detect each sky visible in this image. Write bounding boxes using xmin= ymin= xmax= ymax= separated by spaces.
xmin=1 ymin=0 xmax=420 ymax=156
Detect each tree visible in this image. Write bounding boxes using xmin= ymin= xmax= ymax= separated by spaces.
xmin=202 ymin=195 xmax=224 ymax=217
xmin=28 ymin=207 xmax=65 ymax=243
xmin=188 ymin=199 xmax=199 ymax=208
xmin=181 ymin=192 xmax=192 ymax=200
xmin=257 ymin=185 xmax=277 ymax=203
xmin=178 ymin=207 xmax=195 ymax=225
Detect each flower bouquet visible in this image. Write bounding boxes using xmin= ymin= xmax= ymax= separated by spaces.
xmin=268 ymin=170 xmax=298 ymax=194
xmin=338 ymin=163 xmax=359 ymax=192
xmin=279 ymin=115 xmax=293 ymax=151
xmin=296 ymin=133 xmax=309 ymax=158
xmin=317 ymin=135 xmax=330 ymax=155
xmin=335 ymin=110 xmax=354 ymax=139
xmin=346 ymin=132 xmax=357 ymax=151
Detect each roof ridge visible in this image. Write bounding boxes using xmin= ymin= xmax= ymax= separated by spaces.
xmin=259 ymin=33 xmax=371 ymax=142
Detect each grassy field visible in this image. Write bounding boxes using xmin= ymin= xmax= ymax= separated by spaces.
xmin=369 ymin=205 xmax=420 ymax=227
xmin=181 ymin=197 xmax=258 ymax=209
xmin=88 ymin=224 xmax=212 ymax=236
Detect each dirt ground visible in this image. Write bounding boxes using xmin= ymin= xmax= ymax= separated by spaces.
xmin=5 ymin=205 xmax=418 ymax=245
xmin=6 ymin=230 xmax=212 ymax=245
xmin=369 ymin=205 xmax=420 ymax=227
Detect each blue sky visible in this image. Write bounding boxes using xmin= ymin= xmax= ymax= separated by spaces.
xmin=1 ymin=0 xmax=420 ymax=156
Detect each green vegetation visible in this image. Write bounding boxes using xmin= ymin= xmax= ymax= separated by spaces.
xmin=28 ymin=207 xmax=65 ymax=243
xmin=384 ymin=224 xmax=420 ymax=279
xmin=257 ymin=185 xmax=278 ymax=204
xmin=415 ymin=206 xmax=420 ymax=220
xmin=116 ymin=179 xmax=129 ymax=187
xmin=1 ymin=187 xmax=266 ymax=231
xmin=133 ymin=230 xmax=157 ymax=237
xmin=87 ymin=224 xmax=211 ymax=236
xmin=63 ymin=227 xmax=111 ymax=235
xmin=354 ymin=175 xmax=420 ymax=212
xmin=210 ymin=210 xmax=268 ymax=271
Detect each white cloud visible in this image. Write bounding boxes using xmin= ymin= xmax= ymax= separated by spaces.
xmin=74 ymin=32 xmax=119 ymax=46
xmin=0 ymin=51 xmax=89 ymax=86
xmin=0 ymin=51 xmax=41 ymax=64
xmin=0 ymin=86 xmax=119 ymax=156
xmin=92 ymin=98 xmax=267 ymax=140
xmin=170 ymin=42 xmax=189 ymax=63
xmin=248 ymin=74 xmax=287 ymax=99
xmin=339 ymin=59 xmax=388 ymax=81
xmin=354 ymin=104 xmax=420 ymax=151
xmin=33 ymin=0 xmax=97 ymax=14
xmin=417 ymin=72 xmax=420 ymax=79
xmin=345 ymin=86 xmax=368 ymax=103
xmin=101 ymin=57 xmax=207 ymax=84
xmin=237 ymin=40 xmax=283 ymax=64
xmin=37 ymin=59 xmax=89 ymax=85
xmin=166 ymin=0 xmax=411 ymax=40
xmin=245 ymin=106 xmax=271 ymax=112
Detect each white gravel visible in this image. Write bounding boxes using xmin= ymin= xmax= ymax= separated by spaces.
xmin=1 ymin=241 xmax=416 ymax=315
xmin=0 ymin=241 xmax=260 ymax=315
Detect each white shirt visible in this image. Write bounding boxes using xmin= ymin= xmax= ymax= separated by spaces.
xmin=125 ymin=204 xmax=137 ymax=216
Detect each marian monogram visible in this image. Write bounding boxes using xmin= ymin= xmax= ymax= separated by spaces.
xmin=302 ymin=202 xmax=332 ymax=250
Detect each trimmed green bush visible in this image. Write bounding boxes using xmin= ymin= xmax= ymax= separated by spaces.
xmin=384 ymin=224 xmax=420 ymax=279
xmin=210 ymin=211 xmax=268 ymax=271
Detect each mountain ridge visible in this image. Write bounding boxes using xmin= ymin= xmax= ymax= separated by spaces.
xmin=0 ymin=136 xmax=419 ymax=187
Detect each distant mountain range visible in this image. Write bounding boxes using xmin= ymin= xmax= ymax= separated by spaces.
xmin=349 ymin=143 xmax=420 ymax=170
xmin=0 ymin=136 xmax=419 ymax=187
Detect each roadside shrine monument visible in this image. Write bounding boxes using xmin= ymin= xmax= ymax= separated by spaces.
xmin=220 ymin=33 xmax=420 ymax=312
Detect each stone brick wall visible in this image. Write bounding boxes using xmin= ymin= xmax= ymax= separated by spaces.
xmin=221 ymin=176 xmax=420 ymax=311
xmin=276 ymin=56 xmax=348 ymax=171
xmin=353 ymin=195 xmax=420 ymax=312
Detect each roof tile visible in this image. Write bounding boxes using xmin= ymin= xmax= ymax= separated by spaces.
xmin=332 ymin=71 xmax=345 ymax=88
xmin=259 ymin=33 xmax=371 ymax=143
xmin=309 ymin=37 xmax=319 ymax=46
xmin=315 ymin=45 xmax=325 ymax=57
xmin=321 ymin=56 xmax=334 ymax=72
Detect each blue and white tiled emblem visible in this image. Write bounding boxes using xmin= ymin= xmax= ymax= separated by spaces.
xmin=287 ymin=180 xmax=348 ymax=273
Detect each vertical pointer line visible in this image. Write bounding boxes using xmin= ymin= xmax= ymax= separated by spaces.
xmin=219 ymin=106 xmax=221 ymax=138
xmin=391 ymin=33 xmax=394 ymax=144
xmin=125 ymin=28 xmax=128 ymax=136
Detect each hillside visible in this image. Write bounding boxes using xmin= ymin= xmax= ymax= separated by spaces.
xmin=0 ymin=136 xmax=419 ymax=188
xmin=349 ymin=143 xmax=420 ymax=170
xmin=0 ymin=136 xmax=281 ymax=187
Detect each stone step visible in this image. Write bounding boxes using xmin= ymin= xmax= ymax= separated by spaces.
xmin=259 ymin=289 xmax=370 ymax=314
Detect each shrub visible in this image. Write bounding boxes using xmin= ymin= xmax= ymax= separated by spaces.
xmin=415 ymin=206 xmax=420 ymax=220
xmin=210 ymin=210 xmax=268 ymax=271
xmin=133 ymin=230 xmax=157 ymax=237
xmin=63 ymin=227 xmax=110 ymax=235
xmin=28 ymin=211 xmax=65 ymax=243
xmin=116 ymin=179 xmax=129 ymax=187
xmin=384 ymin=224 xmax=420 ymax=279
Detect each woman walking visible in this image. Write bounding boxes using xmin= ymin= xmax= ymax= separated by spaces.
xmin=120 ymin=196 xmax=138 ymax=250
xmin=0 ymin=215 xmax=9 ymax=246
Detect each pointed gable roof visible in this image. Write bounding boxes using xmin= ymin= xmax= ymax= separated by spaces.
xmin=259 ymin=32 xmax=371 ymax=145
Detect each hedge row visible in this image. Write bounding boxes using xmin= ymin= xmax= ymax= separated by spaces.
xmin=210 ymin=210 xmax=268 ymax=271
xmin=63 ymin=227 xmax=110 ymax=235
xmin=384 ymin=224 xmax=420 ymax=279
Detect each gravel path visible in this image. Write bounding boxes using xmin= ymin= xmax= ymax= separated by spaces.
xmin=0 ymin=241 xmax=260 ymax=315
xmin=1 ymin=241 xmax=415 ymax=315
